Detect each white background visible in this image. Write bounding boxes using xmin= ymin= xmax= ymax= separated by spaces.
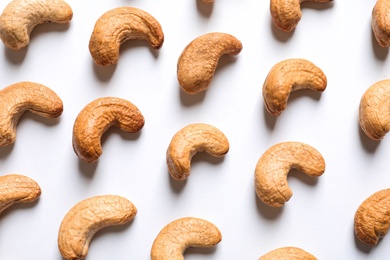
xmin=0 ymin=0 xmax=390 ymax=259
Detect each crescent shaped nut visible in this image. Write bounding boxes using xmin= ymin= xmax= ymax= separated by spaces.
xmin=262 ymin=58 xmax=327 ymax=116
xmin=166 ymin=123 xmax=229 ymax=181
xmin=259 ymin=246 xmax=317 ymax=259
xmin=58 ymin=195 xmax=137 ymax=260
xmin=255 ymin=142 xmax=325 ymax=207
xmin=177 ymin=32 xmax=242 ymax=94
xmin=0 ymin=0 xmax=73 ymax=50
xmin=0 ymin=81 xmax=63 ymax=146
xmin=72 ymin=97 xmax=145 ymax=163
xmin=151 ymin=217 xmax=222 ymax=260
xmin=372 ymin=0 xmax=390 ymax=47
xmin=89 ymin=6 xmax=164 ymax=66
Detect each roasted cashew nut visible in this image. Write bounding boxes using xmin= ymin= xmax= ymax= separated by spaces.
xmin=177 ymin=32 xmax=242 ymax=94
xmin=89 ymin=6 xmax=164 ymax=66
xmin=259 ymin=246 xmax=317 ymax=260
xmin=263 ymin=58 xmax=327 ymax=116
xmin=0 ymin=81 xmax=63 ymax=146
xmin=255 ymin=142 xmax=325 ymax=207
xmin=372 ymin=0 xmax=390 ymax=47
xmin=58 ymin=195 xmax=137 ymax=260
xmin=166 ymin=123 xmax=229 ymax=181
xmin=151 ymin=217 xmax=222 ymax=260
xmin=72 ymin=97 xmax=145 ymax=163
xmin=0 ymin=0 xmax=73 ymax=50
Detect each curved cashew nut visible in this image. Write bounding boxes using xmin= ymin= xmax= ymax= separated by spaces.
xmin=263 ymin=58 xmax=327 ymax=116
xmin=359 ymin=79 xmax=390 ymax=141
xmin=58 ymin=195 xmax=137 ymax=260
xmin=259 ymin=246 xmax=317 ymax=260
xmin=0 ymin=0 xmax=73 ymax=50
xmin=255 ymin=142 xmax=325 ymax=207
xmin=151 ymin=217 xmax=222 ymax=260
xmin=72 ymin=97 xmax=145 ymax=163
xmin=0 ymin=174 xmax=41 ymax=214
xmin=372 ymin=0 xmax=390 ymax=47
xmin=270 ymin=0 xmax=333 ymax=32
xmin=89 ymin=7 xmax=164 ymax=66
xmin=0 ymin=81 xmax=63 ymax=146
xmin=166 ymin=123 xmax=229 ymax=181
xmin=177 ymin=32 xmax=242 ymax=94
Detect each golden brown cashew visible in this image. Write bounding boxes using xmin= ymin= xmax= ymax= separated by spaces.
xmin=166 ymin=123 xmax=229 ymax=181
xmin=0 ymin=81 xmax=63 ymax=146
xmin=151 ymin=217 xmax=222 ymax=260
xmin=0 ymin=174 xmax=41 ymax=214
xmin=177 ymin=32 xmax=242 ymax=94
xmin=270 ymin=0 xmax=333 ymax=32
xmin=89 ymin=7 xmax=164 ymax=66
xmin=259 ymin=246 xmax=317 ymax=260
xmin=255 ymin=142 xmax=325 ymax=207
xmin=0 ymin=0 xmax=73 ymax=50
xmin=372 ymin=0 xmax=390 ymax=47
xmin=263 ymin=58 xmax=327 ymax=116
xmin=72 ymin=97 xmax=145 ymax=163
xmin=58 ymin=195 xmax=137 ymax=260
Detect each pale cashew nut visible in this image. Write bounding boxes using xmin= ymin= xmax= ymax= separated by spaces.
xmin=259 ymin=246 xmax=317 ymax=260
xmin=0 ymin=0 xmax=73 ymax=50
xmin=263 ymin=58 xmax=327 ymax=116
xmin=151 ymin=217 xmax=222 ymax=260
xmin=372 ymin=0 xmax=390 ymax=47
xmin=0 ymin=81 xmax=63 ymax=146
xmin=72 ymin=97 xmax=145 ymax=163
xmin=166 ymin=123 xmax=229 ymax=181
xmin=177 ymin=32 xmax=242 ymax=94
xmin=255 ymin=142 xmax=325 ymax=207
xmin=89 ymin=7 xmax=164 ymax=66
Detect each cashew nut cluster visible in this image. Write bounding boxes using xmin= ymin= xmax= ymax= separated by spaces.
xmin=58 ymin=195 xmax=137 ymax=260
xmin=89 ymin=6 xmax=164 ymax=66
xmin=166 ymin=123 xmax=229 ymax=181
xmin=372 ymin=0 xmax=390 ymax=47
xmin=255 ymin=142 xmax=325 ymax=207
xmin=263 ymin=58 xmax=327 ymax=116
xmin=259 ymin=246 xmax=317 ymax=260
xmin=0 ymin=0 xmax=73 ymax=50
xmin=177 ymin=32 xmax=242 ymax=94
xmin=151 ymin=217 xmax=222 ymax=259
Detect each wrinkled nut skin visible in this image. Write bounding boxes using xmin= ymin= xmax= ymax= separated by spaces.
xmin=177 ymin=32 xmax=242 ymax=94
xmin=151 ymin=217 xmax=222 ymax=260
xmin=0 ymin=81 xmax=63 ymax=146
xmin=354 ymin=188 xmax=390 ymax=246
xmin=255 ymin=142 xmax=325 ymax=207
xmin=0 ymin=0 xmax=73 ymax=50
xmin=89 ymin=7 xmax=164 ymax=66
xmin=58 ymin=195 xmax=137 ymax=260
xmin=259 ymin=246 xmax=317 ymax=260
xmin=0 ymin=174 xmax=41 ymax=214
xmin=72 ymin=97 xmax=145 ymax=163
xmin=263 ymin=58 xmax=327 ymax=116
xmin=166 ymin=123 xmax=229 ymax=181
xmin=372 ymin=0 xmax=390 ymax=47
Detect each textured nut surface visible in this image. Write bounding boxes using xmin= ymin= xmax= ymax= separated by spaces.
xmin=0 ymin=0 xmax=73 ymax=50
xmin=263 ymin=58 xmax=327 ymax=116
xmin=372 ymin=0 xmax=390 ymax=47
xmin=259 ymin=246 xmax=317 ymax=260
xmin=177 ymin=32 xmax=242 ymax=94
xmin=151 ymin=217 xmax=222 ymax=260
xmin=0 ymin=174 xmax=41 ymax=214
xmin=89 ymin=6 xmax=164 ymax=66
xmin=72 ymin=97 xmax=145 ymax=163
xmin=166 ymin=123 xmax=229 ymax=181
xmin=255 ymin=142 xmax=325 ymax=207
xmin=0 ymin=81 xmax=63 ymax=146
xmin=58 ymin=195 xmax=137 ymax=260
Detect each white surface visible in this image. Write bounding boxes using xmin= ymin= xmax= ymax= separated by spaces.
xmin=0 ymin=0 xmax=389 ymax=259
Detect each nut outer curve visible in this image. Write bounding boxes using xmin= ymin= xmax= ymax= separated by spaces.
xmin=259 ymin=246 xmax=317 ymax=260
xmin=372 ymin=0 xmax=390 ymax=47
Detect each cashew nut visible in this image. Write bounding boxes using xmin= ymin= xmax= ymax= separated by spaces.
xmin=177 ymin=32 xmax=242 ymax=94
xmin=151 ymin=217 xmax=222 ymax=260
xmin=89 ymin=7 xmax=164 ymax=66
xmin=259 ymin=246 xmax=317 ymax=260
xmin=263 ymin=58 xmax=327 ymax=116
xmin=58 ymin=195 xmax=137 ymax=260
xmin=0 ymin=0 xmax=73 ymax=50
xmin=0 ymin=174 xmax=41 ymax=214
xmin=72 ymin=97 xmax=145 ymax=163
xmin=255 ymin=142 xmax=325 ymax=207
xmin=372 ymin=0 xmax=390 ymax=47
xmin=359 ymin=79 xmax=390 ymax=141
xmin=0 ymin=81 xmax=63 ymax=146
xmin=166 ymin=123 xmax=229 ymax=181
xmin=270 ymin=0 xmax=333 ymax=32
